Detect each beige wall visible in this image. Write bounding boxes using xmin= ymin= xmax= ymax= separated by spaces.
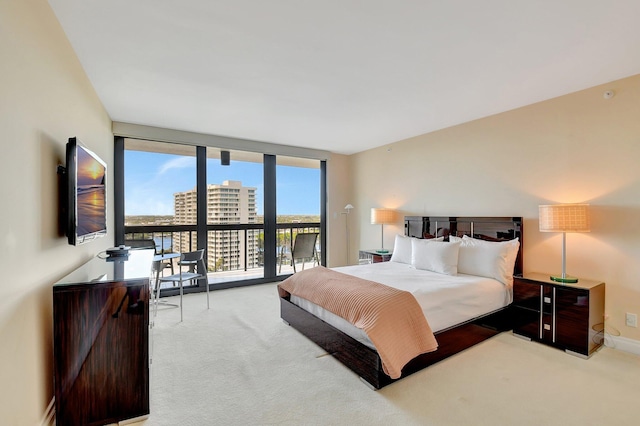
xmin=326 ymin=153 xmax=352 ymax=267
xmin=350 ymin=74 xmax=640 ymax=343
xmin=0 ymin=1 xmax=113 ymax=425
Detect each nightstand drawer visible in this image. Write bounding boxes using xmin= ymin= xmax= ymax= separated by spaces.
xmin=513 ymin=279 xmax=542 ymax=311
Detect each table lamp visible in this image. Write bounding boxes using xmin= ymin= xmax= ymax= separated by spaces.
xmin=371 ymin=208 xmax=397 ymax=253
xmin=539 ymin=204 xmax=590 ymax=283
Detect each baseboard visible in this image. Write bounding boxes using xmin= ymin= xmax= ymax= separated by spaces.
xmin=40 ymin=398 xmax=55 ymax=426
xmin=39 ymin=397 xmax=148 ymax=425
xmin=119 ymin=414 xmax=149 ymax=424
xmin=604 ymin=335 xmax=640 ymax=356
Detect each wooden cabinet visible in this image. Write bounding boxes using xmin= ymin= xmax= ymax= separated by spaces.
xmin=53 ymin=249 xmax=154 ymax=426
xmin=512 ymin=272 xmax=605 ymax=357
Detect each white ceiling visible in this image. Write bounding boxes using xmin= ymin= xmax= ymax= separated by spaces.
xmin=49 ymin=1 xmax=640 ymax=155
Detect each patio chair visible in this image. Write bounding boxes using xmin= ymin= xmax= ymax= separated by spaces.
xmin=279 ymin=232 xmax=319 ymax=273
xmin=157 ymin=249 xmax=208 ymax=321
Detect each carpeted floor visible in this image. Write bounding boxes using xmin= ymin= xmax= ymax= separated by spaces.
xmin=136 ymin=283 xmax=639 ymax=426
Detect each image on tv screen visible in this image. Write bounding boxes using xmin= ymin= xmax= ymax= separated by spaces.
xmin=76 ymin=145 xmax=106 ymax=238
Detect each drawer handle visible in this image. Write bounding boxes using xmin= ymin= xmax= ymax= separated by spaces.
xmin=544 ymin=296 xmax=551 ymax=304
xmin=544 ymin=324 xmax=551 ymax=331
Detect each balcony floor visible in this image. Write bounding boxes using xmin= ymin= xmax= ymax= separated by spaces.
xmin=155 ymin=259 xmax=319 ymax=290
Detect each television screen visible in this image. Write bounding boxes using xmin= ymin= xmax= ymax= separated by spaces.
xmin=66 ymin=137 xmax=107 ymax=245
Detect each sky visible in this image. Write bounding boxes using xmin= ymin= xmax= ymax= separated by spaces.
xmin=124 ymin=150 xmax=320 ymax=216
xmin=77 ymin=146 xmax=105 ymax=187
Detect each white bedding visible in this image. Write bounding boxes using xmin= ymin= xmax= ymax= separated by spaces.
xmin=290 ymin=261 xmax=511 ymax=349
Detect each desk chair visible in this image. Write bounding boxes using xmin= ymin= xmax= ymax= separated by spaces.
xmin=157 ymin=249 xmax=208 ymax=321
xmin=127 ymin=240 xmax=180 ymax=312
xmin=127 ymin=239 xmax=175 ymax=279
xmin=278 ymin=232 xmax=319 ymax=273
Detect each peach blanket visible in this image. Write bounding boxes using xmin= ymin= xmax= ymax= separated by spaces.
xmin=278 ymin=266 xmax=438 ymax=379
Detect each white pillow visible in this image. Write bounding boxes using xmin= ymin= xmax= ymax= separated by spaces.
xmin=390 ymin=235 xmax=443 ymax=264
xmin=411 ymin=239 xmax=461 ymax=275
xmin=390 ymin=235 xmax=414 ymax=264
xmin=457 ymin=236 xmax=520 ymax=286
xmin=449 ymin=235 xmax=462 ymax=243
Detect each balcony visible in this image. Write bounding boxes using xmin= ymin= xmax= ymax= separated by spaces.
xmin=125 ymin=222 xmax=321 ymax=295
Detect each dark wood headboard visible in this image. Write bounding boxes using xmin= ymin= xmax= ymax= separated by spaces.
xmin=404 ymin=216 xmax=523 ymax=275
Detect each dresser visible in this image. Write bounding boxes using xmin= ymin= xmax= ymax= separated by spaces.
xmin=53 ymin=249 xmax=154 ymax=425
xmin=512 ymin=272 xmax=605 ymax=357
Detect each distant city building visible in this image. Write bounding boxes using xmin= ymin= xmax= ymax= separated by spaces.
xmin=173 ymin=180 xmax=258 ymax=271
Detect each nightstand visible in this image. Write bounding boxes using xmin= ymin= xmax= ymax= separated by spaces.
xmin=358 ymin=249 xmax=393 ymax=264
xmin=512 ymin=272 xmax=605 ymax=358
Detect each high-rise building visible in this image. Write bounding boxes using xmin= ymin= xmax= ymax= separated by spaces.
xmin=173 ymin=180 xmax=258 ymax=272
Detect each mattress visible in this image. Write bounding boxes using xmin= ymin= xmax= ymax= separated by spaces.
xmin=290 ymin=261 xmax=511 ymax=349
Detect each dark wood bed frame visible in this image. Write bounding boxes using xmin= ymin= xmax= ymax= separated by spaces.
xmin=280 ymin=216 xmax=523 ymax=389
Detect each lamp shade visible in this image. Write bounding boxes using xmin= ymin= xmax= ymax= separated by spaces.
xmin=371 ymin=208 xmax=396 ymax=225
xmin=539 ymin=204 xmax=590 ymax=233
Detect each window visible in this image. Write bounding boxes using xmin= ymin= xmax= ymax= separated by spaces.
xmin=124 ymin=139 xmax=196 ymax=254
xmin=116 ymin=137 xmax=325 ymax=292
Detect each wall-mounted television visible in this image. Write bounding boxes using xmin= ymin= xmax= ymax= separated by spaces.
xmin=65 ymin=137 xmax=107 ymax=245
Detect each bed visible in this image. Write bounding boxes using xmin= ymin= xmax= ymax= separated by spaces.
xmin=279 ymin=216 xmax=523 ymax=389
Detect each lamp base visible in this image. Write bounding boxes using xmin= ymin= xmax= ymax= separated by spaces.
xmin=550 ymin=274 xmax=578 ymax=284
xmin=376 ymin=249 xmax=389 ymax=254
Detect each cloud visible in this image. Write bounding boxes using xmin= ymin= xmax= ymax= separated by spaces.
xmin=158 ymin=157 xmax=194 ymax=175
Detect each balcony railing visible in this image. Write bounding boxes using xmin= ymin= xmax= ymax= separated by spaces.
xmin=124 ymin=222 xmax=321 ymax=292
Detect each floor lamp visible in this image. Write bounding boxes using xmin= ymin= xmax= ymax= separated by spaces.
xmin=342 ymin=204 xmax=354 ymax=264
xmin=371 ymin=208 xmax=397 ymax=253
xmin=539 ymin=203 xmax=590 ymax=283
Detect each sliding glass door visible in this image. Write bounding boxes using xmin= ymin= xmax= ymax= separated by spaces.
xmin=115 ymin=137 xmax=325 ymax=293
xmin=276 ymin=156 xmax=321 ymax=276
xmin=205 ymin=148 xmax=264 ymax=284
